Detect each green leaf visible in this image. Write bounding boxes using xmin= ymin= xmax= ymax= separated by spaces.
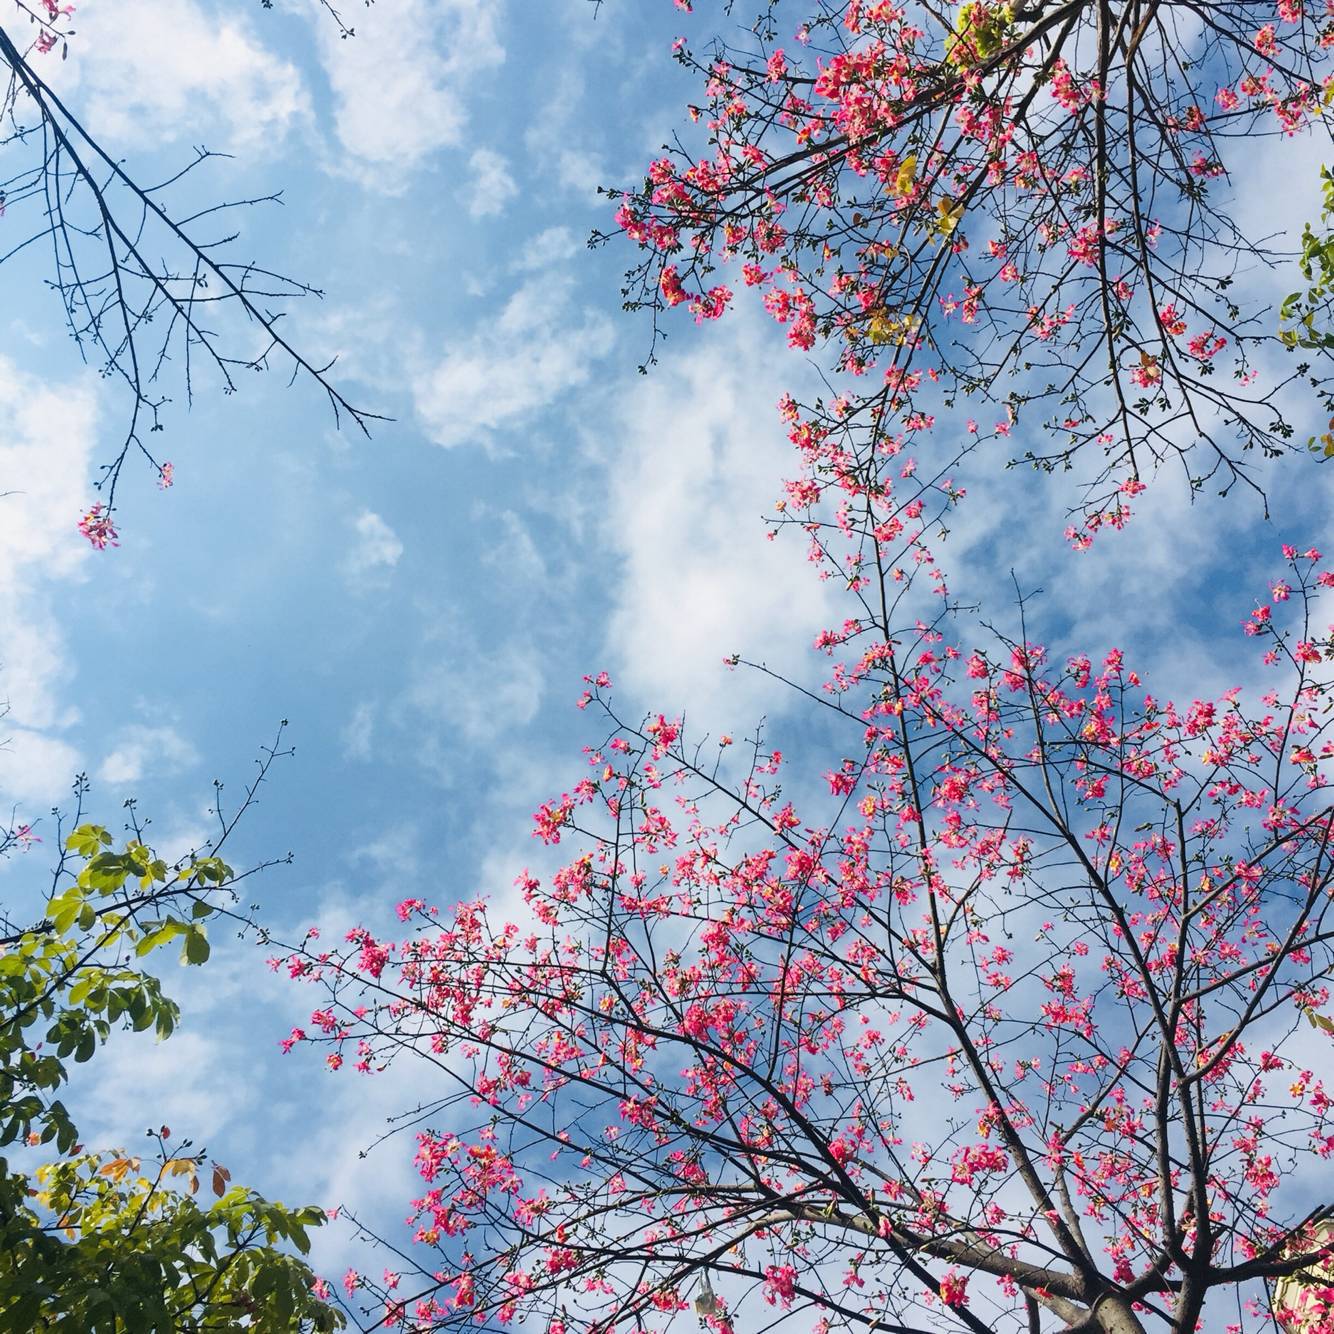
xmin=134 ymin=921 xmax=186 ymax=957
xmin=65 ymin=824 xmax=112 ymax=857
xmin=181 ymin=929 xmax=210 ymax=967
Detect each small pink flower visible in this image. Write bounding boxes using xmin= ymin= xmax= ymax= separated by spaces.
xmin=78 ymin=503 xmax=119 ymax=550
xmin=940 ymin=1270 xmax=969 ymax=1307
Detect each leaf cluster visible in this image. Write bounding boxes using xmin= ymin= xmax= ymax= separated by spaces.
xmin=0 ymin=823 xmax=342 ymax=1331
xmin=1279 ymin=164 xmax=1334 ymax=457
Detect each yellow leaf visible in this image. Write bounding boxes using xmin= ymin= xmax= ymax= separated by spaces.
xmin=166 ymin=1157 xmax=200 ymax=1192
xmin=98 ymin=1156 xmax=137 ymax=1183
xmin=946 ymin=2 xmax=1014 ymax=67
xmin=1305 ymin=1008 xmax=1334 ymax=1033
xmin=893 ymin=154 xmax=918 ymax=198
xmin=866 ymin=309 xmax=920 ymax=346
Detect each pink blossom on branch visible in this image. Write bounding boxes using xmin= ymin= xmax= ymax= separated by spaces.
xmin=278 ymin=547 xmax=1334 ymax=1334
xmin=77 ymin=503 xmax=118 ymax=550
xmin=606 ymin=0 xmax=1334 ymax=528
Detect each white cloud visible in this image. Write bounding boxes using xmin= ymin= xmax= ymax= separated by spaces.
xmin=599 ymin=317 xmax=840 ymax=727
xmin=97 ymin=724 xmax=198 ymax=789
xmin=349 ymin=821 xmax=420 ymax=882
xmin=466 ymin=148 xmax=519 ymax=218
xmin=404 ymin=640 xmax=544 ymax=755
xmin=0 ymin=730 xmax=82 ymax=807
xmin=475 ymin=506 xmax=549 ymax=591
xmin=316 ymin=0 xmax=505 ymax=182
xmin=550 ymin=146 xmax=604 ymax=199
xmin=413 ymin=276 xmax=614 ymax=448
xmin=54 ymin=0 xmax=309 ymax=154
xmin=61 ymin=941 xmax=319 ymax=1179
xmin=345 ymin=510 xmax=403 ymax=579
xmin=342 ymin=700 xmax=376 ymax=761
xmin=154 ymin=817 xmax=213 ymax=866
xmin=511 ymin=225 xmax=581 ymax=272
xmin=523 ymin=70 xmax=607 ymax=202
xmin=0 ymin=358 xmax=97 ymax=803
xmin=0 ymin=615 xmax=78 ymax=736
xmin=74 ymin=1030 xmax=253 ymax=1150
xmin=0 ymin=376 xmax=94 ymax=588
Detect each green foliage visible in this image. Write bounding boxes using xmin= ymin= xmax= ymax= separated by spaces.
xmin=1279 ymin=165 xmax=1334 ymax=457
xmin=0 ymin=1149 xmax=337 ymax=1332
xmin=944 ymin=1 xmax=1014 ymax=68
xmin=0 ymin=823 xmax=342 ymax=1331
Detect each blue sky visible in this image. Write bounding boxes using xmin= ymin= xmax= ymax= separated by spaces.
xmin=1 ymin=0 xmax=1332 ymax=1300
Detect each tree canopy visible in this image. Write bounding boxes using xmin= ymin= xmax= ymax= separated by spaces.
xmin=0 ymin=748 xmax=341 ymax=1331
xmin=268 ymin=4 xmax=1334 ymax=1332
xmin=607 ymin=0 xmax=1334 ymax=533
xmin=3 ymin=3 xmax=1333 ymax=1333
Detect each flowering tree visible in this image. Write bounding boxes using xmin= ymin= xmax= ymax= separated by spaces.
xmin=604 ymin=0 xmax=1334 ymax=537
xmin=0 ymin=2 xmax=377 ymax=537
xmin=280 ymin=548 xmax=1333 ymax=1334
xmin=272 ymin=3 xmax=1334 ymax=1332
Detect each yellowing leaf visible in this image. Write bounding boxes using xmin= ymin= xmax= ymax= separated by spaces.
xmin=937 ymin=196 xmax=965 ymax=234
xmin=98 ymin=1156 xmax=138 ymax=1183
xmin=165 ymin=1157 xmax=200 ymax=1193
xmin=893 ymin=154 xmax=918 ymax=198
xmin=946 ymin=2 xmax=1014 ymax=67
xmin=866 ymin=309 xmax=921 ymax=346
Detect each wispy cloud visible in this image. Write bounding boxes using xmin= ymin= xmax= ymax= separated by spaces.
xmin=510 ymin=226 xmax=581 ymax=273
xmin=342 ymin=701 xmax=377 ymax=761
xmin=523 ymin=69 xmax=608 ymax=202
xmin=344 ymin=510 xmax=404 ymax=583
xmin=466 ymin=148 xmax=519 ymax=218
xmin=403 ymin=638 xmax=545 ymax=762
xmin=0 ymin=358 xmax=96 ymax=804
xmin=316 ymin=0 xmax=505 ymax=184
xmin=98 ymin=724 xmax=198 ymax=789
xmin=413 ymin=275 xmax=614 ymax=448
xmin=57 ymin=0 xmax=309 ymax=153
xmin=598 ymin=315 xmax=839 ymax=728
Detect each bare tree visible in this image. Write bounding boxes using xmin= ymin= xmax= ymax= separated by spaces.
xmin=0 ymin=2 xmax=380 ymax=526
